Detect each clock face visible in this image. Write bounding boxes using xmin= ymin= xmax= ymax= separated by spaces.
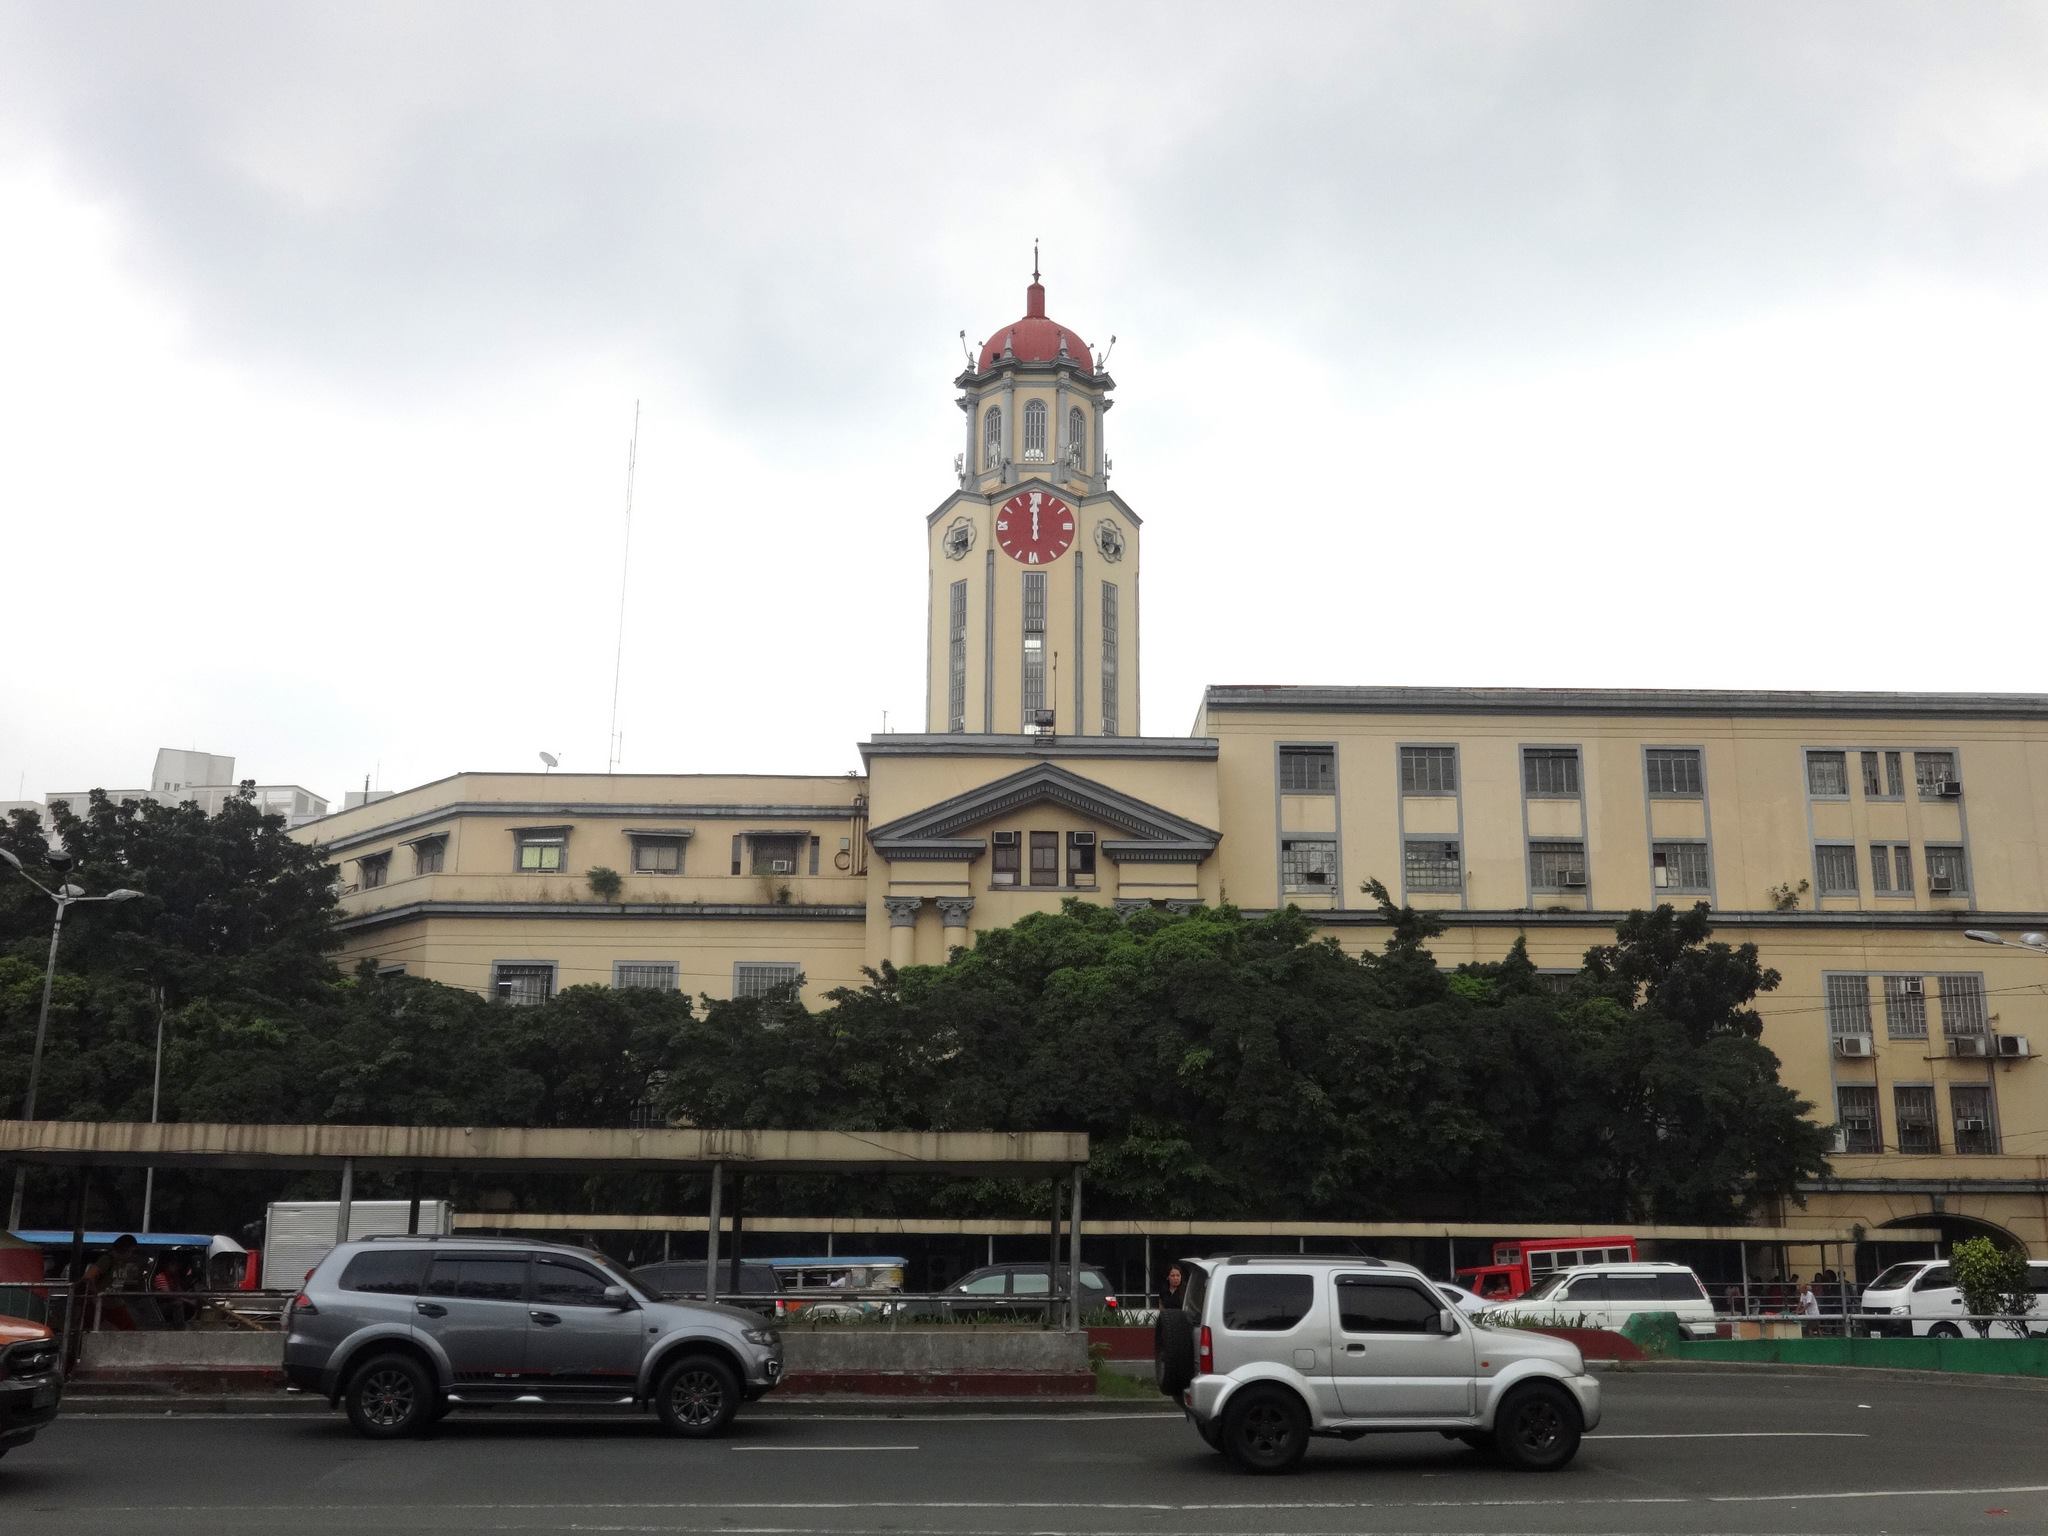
xmin=995 ymin=489 xmax=1075 ymax=565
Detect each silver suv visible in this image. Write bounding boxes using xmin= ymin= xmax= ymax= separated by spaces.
xmin=283 ymin=1236 xmax=783 ymax=1439
xmin=1157 ymin=1255 xmax=1601 ymax=1473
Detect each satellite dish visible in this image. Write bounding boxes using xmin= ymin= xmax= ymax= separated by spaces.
xmin=539 ymin=752 xmax=559 ymax=770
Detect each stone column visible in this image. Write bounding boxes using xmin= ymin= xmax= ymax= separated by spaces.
xmin=884 ymin=896 xmax=922 ymax=969
xmin=937 ymin=897 xmax=975 ymax=950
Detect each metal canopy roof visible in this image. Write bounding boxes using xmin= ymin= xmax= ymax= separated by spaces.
xmin=0 ymin=1121 xmax=1089 ymax=1179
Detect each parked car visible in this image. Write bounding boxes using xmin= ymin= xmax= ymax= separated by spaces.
xmin=1481 ymin=1262 xmax=1717 ymax=1337
xmin=629 ymin=1260 xmax=788 ymax=1319
xmin=1860 ymin=1258 xmax=2048 ymax=1338
xmin=923 ymin=1262 xmax=1118 ymax=1320
xmin=283 ymin=1236 xmax=782 ymax=1439
xmin=0 ymin=1313 xmax=62 ymax=1461
xmin=1156 ymin=1254 xmax=1600 ymax=1473
xmin=1435 ymin=1281 xmax=1492 ymax=1317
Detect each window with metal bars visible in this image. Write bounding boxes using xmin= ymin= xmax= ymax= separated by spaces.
xmin=1022 ymin=398 xmax=1048 ymax=460
xmin=1870 ymin=844 xmax=1892 ymax=894
xmin=1400 ymin=746 xmax=1457 ymax=795
xmin=1278 ymin=746 xmax=1335 ymax=794
xmin=991 ymin=834 xmax=1020 ymax=886
xmin=1403 ymin=838 xmax=1461 ymax=891
xmin=412 ymin=836 xmax=446 ymax=875
xmin=1806 ymin=751 xmax=1848 ymax=797
xmin=1825 ymin=974 xmax=1872 ymax=1036
xmin=1914 ymin=751 xmax=1958 ymax=797
xmin=1652 ymin=841 xmax=1710 ymax=894
xmin=1861 ymin=751 xmax=1883 ymax=797
xmin=1645 ymin=749 xmax=1703 ymax=797
xmin=1280 ymin=838 xmax=1337 ymax=892
xmin=983 ymin=405 xmax=1002 ymax=468
xmin=1951 ymin=1084 xmax=1998 ymax=1154
xmin=1522 ymin=748 xmax=1581 ymax=797
xmin=1937 ymin=974 xmax=1988 ymax=1037
xmin=1068 ymin=406 xmax=1085 ymax=465
xmin=1029 ymin=830 xmax=1059 ymax=886
xmin=1528 ymin=841 xmax=1587 ymax=891
xmin=1894 ymin=1085 xmax=1938 ymax=1154
xmin=1021 ymin=571 xmax=1046 ymax=724
xmin=613 ymin=962 xmax=678 ymax=992
xmin=1884 ymin=751 xmax=1905 ymax=796
xmin=1815 ymin=843 xmax=1858 ymax=895
xmin=1926 ymin=844 xmax=1969 ymax=893
xmin=492 ymin=962 xmax=555 ymax=1007
xmin=1100 ymin=582 xmax=1118 ymax=736
xmin=1835 ymin=1085 xmax=1881 ymax=1154
xmin=1882 ymin=976 xmax=1927 ymax=1039
xmin=1067 ymin=832 xmax=1097 ymax=888
xmin=748 ymin=833 xmax=804 ymax=876
xmin=733 ymin=962 xmax=802 ymax=1000
xmin=948 ymin=580 xmax=967 ymax=732
xmin=358 ymin=852 xmax=389 ymax=890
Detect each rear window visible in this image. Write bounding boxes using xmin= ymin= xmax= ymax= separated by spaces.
xmin=1656 ymin=1271 xmax=1708 ymax=1302
xmin=1182 ymin=1262 xmax=1209 ymax=1316
xmin=1603 ymin=1274 xmax=1662 ymax=1302
xmin=1221 ymin=1272 xmax=1313 ymax=1331
xmin=339 ymin=1249 xmax=430 ymax=1296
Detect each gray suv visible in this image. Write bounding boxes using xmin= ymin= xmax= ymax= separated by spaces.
xmin=283 ymin=1236 xmax=783 ymax=1439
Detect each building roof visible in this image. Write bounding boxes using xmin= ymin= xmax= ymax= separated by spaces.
xmin=977 ymin=274 xmax=1094 ymax=373
xmin=1201 ymin=685 xmax=2048 ymax=720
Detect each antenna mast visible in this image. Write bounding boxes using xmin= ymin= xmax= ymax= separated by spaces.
xmin=607 ymin=401 xmax=640 ymax=773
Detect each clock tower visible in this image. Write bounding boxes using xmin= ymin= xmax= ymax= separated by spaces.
xmin=925 ymin=263 xmax=1140 ymax=736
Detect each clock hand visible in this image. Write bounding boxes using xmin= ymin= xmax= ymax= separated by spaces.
xmin=1032 ymin=507 xmax=1040 ymax=540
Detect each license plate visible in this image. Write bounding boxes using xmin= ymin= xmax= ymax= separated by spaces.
xmin=32 ymin=1384 xmax=57 ymax=1409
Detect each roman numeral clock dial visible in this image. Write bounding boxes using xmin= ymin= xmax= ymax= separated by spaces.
xmin=994 ymin=490 xmax=1076 ymax=565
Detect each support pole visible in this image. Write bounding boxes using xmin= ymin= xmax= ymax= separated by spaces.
xmin=1047 ymin=1177 xmax=1063 ymax=1330
xmin=705 ymin=1162 xmax=724 ymax=1301
xmin=407 ymin=1168 xmax=423 ymax=1235
xmin=63 ymin=1169 xmax=87 ymax=1370
xmin=988 ymin=1233 xmax=995 ymax=1267
xmin=1740 ymin=1240 xmax=1750 ymax=1315
xmin=1066 ymin=1167 xmax=1085 ymax=1332
xmin=1446 ymin=1235 xmax=1455 ymax=1281
xmin=728 ymin=1175 xmax=745 ymax=1298
xmin=334 ymin=1158 xmax=355 ymax=1247
xmin=1143 ymin=1233 xmax=1152 ymax=1312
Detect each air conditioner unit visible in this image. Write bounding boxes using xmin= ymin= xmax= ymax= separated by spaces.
xmin=1559 ymin=871 xmax=1588 ymax=889
xmin=769 ymin=859 xmax=796 ymax=875
xmin=1949 ymin=1035 xmax=1991 ymax=1057
xmin=1956 ymin=1117 xmax=1987 ymax=1132
xmin=1302 ymin=870 xmax=1330 ymax=885
xmin=1830 ymin=1128 xmax=1848 ymax=1152
xmin=1938 ymin=780 xmax=1963 ymax=798
xmin=1071 ymin=832 xmax=1096 ymax=847
xmin=1997 ymin=1034 xmax=2033 ymax=1059
xmin=1653 ymin=866 xmax=1669 ymax=888
xmin=1843 ymin=1116 xmax=1874 ymax=1132
xmin=1929 ymin=873 xmax=1956 ymax=894
xmin=1902 ymin=977 xmax=1924 ymax=994
xmin=992 ymin=831 xmax=1019 ymax=847
xmin=1833 ymin=1034 xmax=1874 ymax=1058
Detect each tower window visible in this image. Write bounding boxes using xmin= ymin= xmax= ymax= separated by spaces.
xmin=1022 ymin=399 xmax=1048 ymax=461
xmin=1068 ymin=406 xmax=1085 ymax=468
xmin=983 ymin=405 xmax=1003 ymax=469
xmin=1021 ymin=571 xmax=1046 ymax=728
xmin=1100 ymin=581 xmax=1118 ymax=737
xmin=947 ymin=580 xmax=967 ymax=733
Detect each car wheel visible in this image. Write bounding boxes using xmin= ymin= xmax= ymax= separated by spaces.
xmin=1928 ymin=1322 xmax=1963 ymax=1340
xmin=655 ymin=1354 xmax=740 ymax=1438
xmin=1222 ymin=1385 xmax=1309 ymax=1473
xmin=344 ymin=1352 xmax=432 ymax=1439
xmin=1492 ymin=1381 xmax=1582 ymax=1472
xmin=1155 ymin=1310 xmax=1197 ymax=1397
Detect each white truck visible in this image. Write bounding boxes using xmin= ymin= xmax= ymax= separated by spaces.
xmin=260 ymin=1200 xmax=452 ymax=1290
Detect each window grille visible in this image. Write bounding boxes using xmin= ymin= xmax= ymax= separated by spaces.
xmin=982 ymin=405 xmax=1002 ymax=469
xmin=1068 ymin=406 xmax=1085 ymax=464
xmin=1892 ymin=844 xmax=1913 ymax=894
xmin=1029 ymin=830 xmax=1059 ymax=886
xmin=1870 ymin=844 xmax=1891 ymax=893
xmin=1951 ymin=1084 xmax=1998 ymax=1154
xmin=1400 ymin=746 xmax=1457 ymax=795
xmin=991 ymin=833 xmax=1020 ymax=886
xmin=1645 ymin=748 xmax=1703 ymax=797
xmin=1914 ymin=751 xmax=1957 ymax=797
xmin=1926 ymin=844 xmax=1968 ymax=893
xmin=1806 ymin=751 xmax=1848 ymax=797
xmin=1894 ymin=1086 xmax=1938 ymax=1154
xmin=1885 ymin=751 xmax=1905 ymax=797
xmin=412 ymin=837 xmax=446 ymax=875
xmin=1100 ymin=582 xmax=1118 ymax=736
xmin=1882 ymin=976 xmax=1927 ymax=1039
xmin=1067 ymin=832 xmax=1097 ymax=887
xmin=1522 ymin=748 xmax=1581 ymax=797
xmin=492 ymin=963 xmax=555 ymax=1007
xmin=1528 ymin=840 xmax=1587 ymax=890
xmin=1280 ymin=838 xmax=1337 ymax=891
xmin=630 ymin=836 xmax=684 ymax=874
xmin=517 ymin=833 xmax=565 ymax=872
xmin=1021 ymin=572 xmax=1046 ymax=723
xmin=947 ymin=580 xmax=967 ymax=732
xmin=1278 ymin=745 xmax=1336 ymax=794
xmin=733 ymin=962 xmax=802 ymax=1000
xmin=1403 ymin=838 xmax=1461 ymax=891
xmin=1824 ymin=974 xmax=1872 ymax=1036
xmin=1936 ymin=974 xmax=1988 ymax=1037
xmin=748 ymin=833 xmax=804 ymax=876
xmin=614 ymin=962 xmax=678 ymax=992
xmin=1834 ymin=1085 xmax=1881 ymax=1154
xmin=1652 ymin=841 xmax=1710 ymax=893
xmin=1022 ymin=399 xmax=1048 ymax=460
xmin=1815 ymin=843 xmax=1858 ymax=895
xmin=358 ymin=852 xmax=389 ymax=890
xmin=1861 ymin=751 xmax=1882 ymax=797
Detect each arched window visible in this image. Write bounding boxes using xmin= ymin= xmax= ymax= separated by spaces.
xmin=983 ymin=405 xmax=1003 ymax=469
xmin=1022 ymin=399 xmax=1048 ymax=461
xmin=1067 ymin=407 xmax=1086 ymax=468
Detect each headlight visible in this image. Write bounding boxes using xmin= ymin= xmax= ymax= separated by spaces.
xmin=743 ymin=1327 xmax=781 ymax=1348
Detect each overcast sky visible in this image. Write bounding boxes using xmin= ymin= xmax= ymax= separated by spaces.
xmin=3 ymin=2 xmax=2044 ymax=808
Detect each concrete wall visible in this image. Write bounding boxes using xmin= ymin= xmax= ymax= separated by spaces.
xmin=84 ymin=1331 xmax=282 ymax=1369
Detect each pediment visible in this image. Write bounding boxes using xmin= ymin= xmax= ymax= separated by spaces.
xmin=867 ymin=762 xmax=1218 ymax=863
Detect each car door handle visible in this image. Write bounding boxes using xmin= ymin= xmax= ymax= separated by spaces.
xmin=415 ymin=1302 xmax=446 ymax=1318
xmin=530 ymin=1310 xmax=561 ymax=1326
xmin=1344 ymin=1342 xmax=1366 ymax=1354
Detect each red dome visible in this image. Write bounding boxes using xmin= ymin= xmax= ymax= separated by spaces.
xmin=976 ymin=278 xmax=1093 ymax=373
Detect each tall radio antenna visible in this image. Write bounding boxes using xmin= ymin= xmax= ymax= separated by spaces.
xmin=607 ymin=400 xmax=640 ymax=773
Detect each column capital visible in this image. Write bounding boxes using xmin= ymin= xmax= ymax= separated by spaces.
xmin=936 ymin=897 xmax=976 ymax=929
xmin=884 ymin=896 xmax=923 ymax=928
xmin=1164 ymin=899 xmax=1201 ymax=915
xmin=1113 ymin=898 xmax=1154 ymax=915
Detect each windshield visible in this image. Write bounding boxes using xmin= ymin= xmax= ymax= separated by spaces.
xmin=1518 ymin=1273 xmax=1568 ymax=1303
xmin=1865 ymin=1263 xmax=1927 ymax=1294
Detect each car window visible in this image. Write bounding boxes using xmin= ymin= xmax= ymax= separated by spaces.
xmin=1867 ymin=1263 xmax=1926 ymax=1293
xmin=533 ymin=1256 xmax=611 ymax=1307
xmin=957 ymin=1272 xmax=1007 ymax=1295
xmin=1221 ymin=1273 xmax=1314 ymax=1331
xmin=1338 ymin=1277 xmax=1442 ymax=1334
xmin=1558 ymin=1274 xmax=1608 ymax=1302
xmin=1182 ymin=1262 xmax=1209 ymax=1316
xmin=640 ymin=1263 xmax=703 ymax=1293
xmin=1656 ymin=1272 xmax=1708 ymax=1302
xmin=1519 ymin=1273 xmax=1566 ymax=1302
xmin=1604 ymin=1274 xmax=1662 ymax=1303
xmin=339 ymin=1249 xmax=430 ymax=1296
xmin=1012 ymin=1271 xmax=1051 ymax=1295
xmin=1081 ymin=1270 xmax=1110 ymax=1292
xmin=1913 ymin=1266 xmax=1954 ymax=1292
xmin=2030 ymin=1265 xmax=2048 ymax=1297
xmin=424 ymin=1256 xmax=528 ymax=1302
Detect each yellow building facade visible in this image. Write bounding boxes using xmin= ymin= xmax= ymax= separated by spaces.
xmin=301 ymin=271 xmax=2048 ymax=1259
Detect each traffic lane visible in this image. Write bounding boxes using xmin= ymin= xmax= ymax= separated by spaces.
xmin=3 ymin=1373 xmax=2046 ymax=1536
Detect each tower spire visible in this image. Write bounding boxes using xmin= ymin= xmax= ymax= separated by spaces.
xmin=1032 ymin=238 xmax=1040 ymax=284
xmin=1026 ymin=240 xmax=1046 ymax=319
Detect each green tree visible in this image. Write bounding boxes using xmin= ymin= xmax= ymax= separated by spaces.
xmin=1950 ymin=1235 xmax=2034 ymax=1338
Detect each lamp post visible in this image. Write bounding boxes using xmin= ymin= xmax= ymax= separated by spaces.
xmin=1963 ymin=929 xmax=2048 ymax=956
xmin=0 ymin=847 xmax=142 ymax=1231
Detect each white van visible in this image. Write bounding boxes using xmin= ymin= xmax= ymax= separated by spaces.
xmin=1859 ymin=1258 xmax=2048 ymax=1337
xmin=1482 ymin=1262 xmax=1718 ymax=1338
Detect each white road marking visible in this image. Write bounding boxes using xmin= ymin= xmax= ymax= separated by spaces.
xmin=731 ymin=1445 xmax=919 ymax=1453
xmin=1592 ymin=1430 xmax=1868 ymax=1439
xmin=1711 ymin=1481 xmax=2048 ymax=1504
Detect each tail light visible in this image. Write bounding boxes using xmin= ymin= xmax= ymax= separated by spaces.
xmin=291 ymin=1292 xmax=318 ymax=1318
xmin=1197 ymin=1325 xmax=1213 ymax=1376
xmin=1105 ymin=1296 xmax=1118 ymax=1309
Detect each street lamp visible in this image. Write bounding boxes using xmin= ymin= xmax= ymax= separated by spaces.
xmin=0 ymin=847 xmax=142 ymax=1231
xmin=1963 ymin=929 xmax=2048 ymax=954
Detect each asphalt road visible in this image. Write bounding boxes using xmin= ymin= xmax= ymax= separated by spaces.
xmin=6 ymin=1370 xmax=2047 ymax=1535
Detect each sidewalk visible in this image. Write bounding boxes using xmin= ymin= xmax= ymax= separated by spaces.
xmin=63 ymin=1391 xmax=1179 ymax=1417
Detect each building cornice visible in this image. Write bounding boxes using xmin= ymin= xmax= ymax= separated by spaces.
xmin=1799 ymin=1177 xmax=2048 ymax=1195
xmin=311 ymin=801 xmax=859 ymax=856
xmin=1267 ymin=906 xmax=2048 ymax=931
xmin=868 ymin=761 xmax=1220 ymax=852
xmin=1201 ymin=685 xmax=2048 ymax=720
xmin=334 ymin=900 xmax=866 ymax=934
xmin=859 ymin=734 xmax=1214 ymax=763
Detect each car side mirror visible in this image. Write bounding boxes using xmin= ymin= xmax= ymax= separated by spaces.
xmin=603 ymin=1286 xmax=632 ymax=1309
xmin=1439 ymin=1308 xmax=1457 ymax=1334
